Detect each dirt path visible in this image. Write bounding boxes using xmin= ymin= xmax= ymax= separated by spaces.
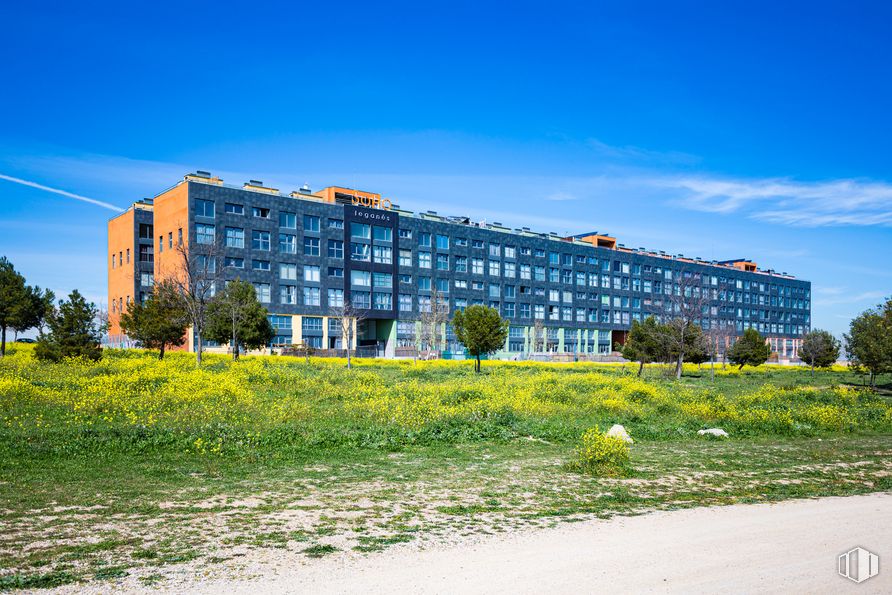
xmin=170 ymin=493 xmax=890 ymax=594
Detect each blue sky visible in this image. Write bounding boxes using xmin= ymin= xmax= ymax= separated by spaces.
xmin=1 ymin=1 xmax=890 ymax=336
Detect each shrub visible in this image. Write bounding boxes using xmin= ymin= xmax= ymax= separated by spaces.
xmin=569 ymin=427 xmax=631 ymax=476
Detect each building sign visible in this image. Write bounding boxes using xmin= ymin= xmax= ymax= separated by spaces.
xmin=351 ymin=194 xmax=392 ymax=210
xmin=349 ymin=207 xmax=394 ymax=223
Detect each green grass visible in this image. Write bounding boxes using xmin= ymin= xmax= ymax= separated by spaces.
xmin=0 ymin=345 xmax=890 ymax=589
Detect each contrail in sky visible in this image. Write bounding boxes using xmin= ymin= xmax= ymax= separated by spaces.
xmin=0 ymin=173 xmax=123 ymax=212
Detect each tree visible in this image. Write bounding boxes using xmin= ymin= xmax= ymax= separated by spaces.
xmin=34 ymin=290 xmax=102 ymax=362
xmin=532 ymin=318 xmax=545 ymax=352
xmin=451 ymin=304 xmax=509 ymax=373
xmin=205 ymin=279 xmax=274 ymax=360
xmin=119 ymin=280 xmax=188 ymax=359
xmin=727 ymin=328 xmax=770 ymax=370
xmin=166 ymin=240 xmax=221 ymax=365
xmin=845 ymin=300 xmax=892 ymax=388
xmin=685 ymin=332 xmax=711 ymax=367
xmin=652 ymin=270 xmax=712 ymax=379
xmin=329 ymin=298 xmax=366 ymax=369
xmin=0 ymin=257 xmax=56 ymax=356
xmin=418 ymin=286 xmax=449 ymax=356
xmin=799 ymin=329 xmax=841 ymax=375
xmin=621 ymin=316 xmax=662 ymax=376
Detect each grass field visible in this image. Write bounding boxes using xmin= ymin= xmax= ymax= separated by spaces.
xmin=1 ymin=345 xmax=890 ymax=589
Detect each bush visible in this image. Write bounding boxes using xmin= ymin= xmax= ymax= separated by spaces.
xmin=569 ymin=427 xmax=630 ymax=476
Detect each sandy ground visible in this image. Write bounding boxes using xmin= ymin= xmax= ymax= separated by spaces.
xmin=159 ymin=493 xmax=891 ymax=594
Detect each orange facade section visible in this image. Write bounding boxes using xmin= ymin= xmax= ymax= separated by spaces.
xmin=315 ymin=186 xmax=380 ymax=204
xmin=574 ymin=233 xmax=617 ymax=249
xmin=152 ymin=182 xmax=190 ymax=283
xmin=107 ymin=209 xmax=136 ymax=337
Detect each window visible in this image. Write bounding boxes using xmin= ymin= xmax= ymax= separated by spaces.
xmin=489 ymin=284 xmax=500 ymax=298
xmin=400 ymin=274 xmax=412 ymax=284
xmin=436 ymin=254 xmax=449 ymax=270
xmin=140 ymin=272 xmax=153 ymax=287
xmin=303 ymin=237 xmax=320 ymax=256
xmin=329 ymin=218 xmax=344 ymax=229
xmin=196 ymin=224 xmax=214 ymax=245
xmin=534 ymin=266 xmax=545 ymax=282
xmin=252 ymin=207 xmax=270 ymax=219
xmin=302 ymin=316 xmax=323 ymax=332
xmin=280 ymin=263 xmax=297 ymax=279
xmin=489 ymin=244 xmax=501 ymax=258
xmin=328 ymin=240 xmax=344 ymax=259
xmin=455 ymin=279 xmax=467 ymax=289
xmin=111 ymin=253 xmax=116 ymax=269
xmin=351 ymin=270 xmax=371 ymax=286
xmin=504 ymin=262 xmax=516 ymax=278
xmin=225 ymin=203 xmax=244 ymax=215
xmin=304 ymin=265 xmax=321 ymax=282
xmin=472 ymin=239 xmax=485 ymax=249
xmin=398 ymin=228 xmax=412 ymax=239
xmin=520 ymin=264 xmax=531 ymax=280
xmin=373 ymin=272 xmax=393 ymax=288
xmin=373 ymin=225 xmax=392 ymax=241
xmin=252 ymin=230 xmax=270 ymax=251
xmin=489 ymin=261 xmax=500 ymax=276
xmin=455 ymin=237 xmax=468 ymax=247
xmin=196 ymin=199 xmax=215 ymax=218
xmin=303 ymin=215 xmax=320 ymax=232
xmin=399 ymin=294 xmax=413 ymax=312
xmin=139 ymin=245 xmax=153 ymax=263
xmin=373 ymin=245 xmax=392 ymax=264
xmin=351 ymin=222 xmax=370 ymax=239
xmin=520 ymin=303 xmax=531 ymax=318
xmin=280 ymin=285 xmax=297 ymax=305
xmin=253 ymin=282 xmax=271 ymax=303
xmin=399 ymin=250 xmax=412 ymax=267
xmin=436 ymin=278 xmax=449 ymax=292
xmin=504 ymin=303 xmax=515 ymax=317
xmin=504 ymin=245 xmax=516 ymax=259
xmin=455 ymin=256 xmax=468 ymax=273
xmin=472 ymin=258 xmax=484 ymax=274
xmin=418 ymin=251 xmax=432 ymax=269
xmin=303 ymin=286 xmax=320 ymax=306
xmin=350 ymin=242 xmax=370 ymax=261
xmin=373 ymin=292 xmax=392 ymax=310
xmin=520 ymin=246 xmax=531 ymax=256
xmin=279 ymin=211 xmax=296 ymax=228
xmin=328 ymin=288 xmax=344 ymax=308
xmin=436 ymin=234 xmax=449 ymax=250
xmin=328 ymin=266 xmax=344 ymax=278
xmin=534 ymin=304 xmax=545 ymax=319
xmin=168 ymin=231 xmax=173 ymax=249
xmin=279 ymin=233 xmax=297 ymax=254
xmin=139 ymin=223 xmax=153 ymax=239
xmin=225 ymin=227 xmax=244 ymax=248
xmin=418 ymin=232 xmax=432 ymax=247
xmin=350 ymin=291 xmax=369 ymax=309
xmin=418 ymin=276 xmax=431 ymax=291
xmin=504 ymin=285 xmax=516 ymax=298
xmin=252 ymin=260 xmax=270 ymax=271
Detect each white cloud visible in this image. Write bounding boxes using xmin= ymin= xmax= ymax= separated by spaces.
xmin=813 ymin=290 xmax=889 ymax=307
xmin=656 ymin=175 xmax=892 ymax=227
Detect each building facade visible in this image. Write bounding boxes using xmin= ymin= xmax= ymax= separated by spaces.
xmin=108 ymin=171 xmax=812 ymax=359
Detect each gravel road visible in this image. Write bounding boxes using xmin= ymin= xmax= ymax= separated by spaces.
xmin=178 ymin=493 xmax=890 ymax=594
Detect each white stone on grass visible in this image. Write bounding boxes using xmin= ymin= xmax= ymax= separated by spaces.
xmin=606 ymin=424 xmax=634 ymax=443
xmin=697 ymin=428 xmax=729 ymax=438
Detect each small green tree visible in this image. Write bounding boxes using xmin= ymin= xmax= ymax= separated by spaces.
xmin=621 ymin=316 xmax=662 ymax=376
xmin=660 ymin=318 xmax=705 ymax=378
xmin=451 ymin=304 xmax=509 ymax=372
xmin=0 ymin=257 xmax=51 ymax=356
xmin=34 ymin=290 xmax=102 ymax=362
xmin=727 ymin=328 xmax=770 ymax=370
xmin=206 ymin=279 xmax=274 ymax=360
xmin=119 ymin=280 xmax=189 ymax=360
xmin=799 ymin=329 xmax=841 ymax=375
xmin=845 ymin=300 xmax=892 ymax=388
xmin=685 ymin=332 xmax=711 ymax=367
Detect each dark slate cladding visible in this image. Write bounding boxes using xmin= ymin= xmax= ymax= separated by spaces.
xmin=344 ymin=205 xmax=398 ymax=320
xmin=183 ymin=181 xmax=811 ymax=340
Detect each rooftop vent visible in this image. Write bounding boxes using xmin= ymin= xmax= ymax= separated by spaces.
xmin=249 ymin=180 xmax=263 ymax=186
xmin=298 ymin=184 xmax=313 ymax=195
xmin=195 ymin=170 xmax=211 ymax=178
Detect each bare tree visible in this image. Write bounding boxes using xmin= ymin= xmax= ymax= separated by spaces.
xmin=653 ymin=270 xmax=713 ymax=379
xmin=329 ymin=298 xmax=366 ymax=369
xmin=418 ymin=287 xmax=449 ymax=357
xmin=164 ymin=237 xmax=222 ymax=365
xmin=532 ymin=318 xmax=545 ymax=352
